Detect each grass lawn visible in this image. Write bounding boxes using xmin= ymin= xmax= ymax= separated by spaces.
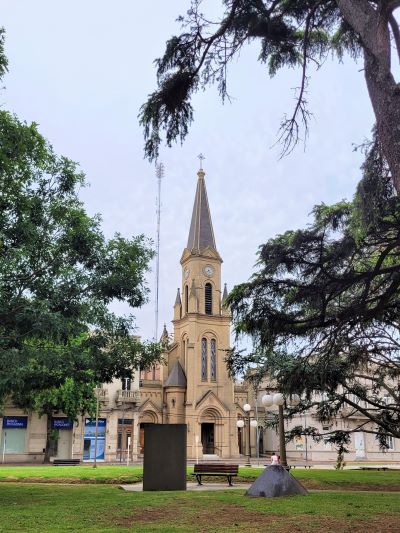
xmin=0 ymin=483 xmax=399 ymax=532
xmin=0 ymin=465 xmax=400 ymax=491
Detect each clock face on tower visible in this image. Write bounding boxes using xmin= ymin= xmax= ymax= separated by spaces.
xmin=203 ymin=265 xmax=214 ymax=277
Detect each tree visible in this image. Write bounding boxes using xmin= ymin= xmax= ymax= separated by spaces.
xmin=226 ymin=138 xmax=400 ymax=448
xmin=140 ymin=0 xmax=400 ymax=194
xmin=0 ymin=28 xmax=8 ymax=83
xmin=0 ymin=108 xmax=160 ymax=461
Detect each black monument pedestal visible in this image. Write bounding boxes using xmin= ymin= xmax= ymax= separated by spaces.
xmin=143 ymin=424 xmax=187 ymax=491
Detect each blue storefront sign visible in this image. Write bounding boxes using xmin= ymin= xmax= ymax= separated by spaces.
xmin=83 ymin=418 xmax=106 ymax=461
xmin=52 ymin=417 xmax=73 ymax=430
xmin=2 ymin=416 xmax=28 ymax=429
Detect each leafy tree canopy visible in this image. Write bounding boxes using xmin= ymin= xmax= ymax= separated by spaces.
xmin=140 ymin=0 xmax=400 ymax=193
xmin=227 ymin=139 xmax=400 ymax=447
xmin=0 ymin=109 xmax=161 ymax=429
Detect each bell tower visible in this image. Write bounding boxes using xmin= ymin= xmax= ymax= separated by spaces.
xmin=165 ymin=163 xmax=239 ymax=459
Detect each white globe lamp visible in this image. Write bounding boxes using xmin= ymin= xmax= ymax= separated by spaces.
xmin=273 ymin=393 xmax=285 ymax=406
xmin=261 ymin=394 xmax=273 ymax=407
xmin=236 ymin=419 xmax=244 ymax=428
xmin=243 ymin=403 xmax=251 ymax=412
xmin=250 ymin=419 xmax=258 ymax=428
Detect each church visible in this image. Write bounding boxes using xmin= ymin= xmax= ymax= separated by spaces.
xmin=1 ymin=164 xmax=399 ymax=464
xmin=139 ymin=163 xmax=245 ymax=459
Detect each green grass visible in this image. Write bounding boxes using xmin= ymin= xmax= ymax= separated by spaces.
xmin=0 ymin=465 xmax=399 ymax=490
xmin=0 ymin=483 xmax=399 ymax=532
xmin=0 ymin=465 xmax=143 ymax=483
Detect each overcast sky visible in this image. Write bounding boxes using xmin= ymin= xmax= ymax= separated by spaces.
xmin=1 ymin=1 xmax=374 ymax=343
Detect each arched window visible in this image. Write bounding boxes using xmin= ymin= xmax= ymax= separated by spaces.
xmin=205 ymin=283 xmax=212 ymax=315
xmin=185 ymin=285 xmax=189 ymax=314
xmin=201 ymin=338 xmax=207 ymax=381
xmin=182 ymin=338 xmax=188 ymax=370
xmin=210 ymin=339 xmax=217 ymax=381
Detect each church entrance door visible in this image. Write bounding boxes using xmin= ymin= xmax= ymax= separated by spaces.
xmin=237 ymin=426 xmax=243 ymax=454
xmin=201 ymin=423 xmax=214 ymax=454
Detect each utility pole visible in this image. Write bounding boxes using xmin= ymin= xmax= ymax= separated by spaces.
xmin=154 ymin=162 xmax=164 ymax=341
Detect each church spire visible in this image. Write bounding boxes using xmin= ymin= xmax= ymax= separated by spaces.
xmin=187 ymin=164 xmax=217 ymax=252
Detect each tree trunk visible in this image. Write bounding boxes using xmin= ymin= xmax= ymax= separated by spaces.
xmin=43 ymin=413 xmax=52 ymax=464
xmin=364 ymin=49 xmax=400 ymax=195
xmin=337 ymin=0 xmax=400 ymax=194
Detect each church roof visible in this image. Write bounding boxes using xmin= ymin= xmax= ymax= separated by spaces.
xmin=164 ymin=361 xmax=187 ymax=388
xmin=187 ymin=169 xmax=217 ymax=252
xmin=222 ymin=283 xmax=228 ymax=303
xmin=174 ymin=288 xmax=181 ymax=306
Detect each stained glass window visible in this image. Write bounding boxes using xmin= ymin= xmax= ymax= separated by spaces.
xmin=201 ymin=338 xmax=207 ymax=381
xmin=210 ymin=339 xmax=216 ymax=381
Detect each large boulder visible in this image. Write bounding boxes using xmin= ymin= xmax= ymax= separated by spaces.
xmin=246 ymin=465 xmax=308 ymax=498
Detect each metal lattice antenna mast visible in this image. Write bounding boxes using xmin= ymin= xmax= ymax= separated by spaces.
xmin=154 ymin=162 xmax=164 ymax=341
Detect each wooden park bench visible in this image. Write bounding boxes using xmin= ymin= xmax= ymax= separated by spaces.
xmin=289 ymin=464 xmax=313 ymax=469
xmin=193 ymin=463 xmax=239 ymax=486
xmin=53 ymin=459 xmax=81 ymax=466
xmin=359 ymin=466 xmax=389 ymax=471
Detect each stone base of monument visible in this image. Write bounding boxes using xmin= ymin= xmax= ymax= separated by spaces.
xmin=246 ymin=465 xmax=308 ymax=498
xmin=143 ymin=424 xmax=187 ymax=491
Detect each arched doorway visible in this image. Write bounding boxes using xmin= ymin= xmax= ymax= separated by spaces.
xmin=199 ymin=407 xmax=222 ymax=456
xmin=138 ymin=411 xmax=158 ymax=454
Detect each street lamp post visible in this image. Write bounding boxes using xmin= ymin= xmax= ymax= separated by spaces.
xmin=237 ymin=403 xmax=258 ymax=467
xmin=93 ymin=388 xmax=101 ymax=469
xmin=262 ymin=392 xmax=300 ymax=468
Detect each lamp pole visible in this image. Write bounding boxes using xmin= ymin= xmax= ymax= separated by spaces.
xmin=237 ymin=403 xmax=258 ymax=467
xmin=246 ymin=409 xmax=251 ymax=467
xmin=93 ymin=388 xmax=100 ymax=469
xmin=262 ymin=392 xmax=300 ymax=469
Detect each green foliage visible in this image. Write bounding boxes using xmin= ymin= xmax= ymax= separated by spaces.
xmin=227 ymin=139 xmax=400 ymax=445
xmin=140 ymin=0 xmax=367 ymax=160
xmin=335 ymin=445 xmax=347 ymax=470
xmin=0 ymin=110 xmax=161 ymax=426
xmin=0 ymin=28 xmax=8 ymax=83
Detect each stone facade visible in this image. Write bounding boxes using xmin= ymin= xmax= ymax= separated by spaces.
xmin=139 ymin=167 xmax=242 ymax=460
xmin=241 ymin=386 xmax=400 ymax=464
xmin=0 ymin=373 xmax=141 ymax=464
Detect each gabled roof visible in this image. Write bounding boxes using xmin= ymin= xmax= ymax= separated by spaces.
xmin=164 ymin=361 xmax=187 ymax=388
xmin=187 ymin=169 xmax=217 ymax=252
xmin=195 ymin=389 xmax=230 ymax=413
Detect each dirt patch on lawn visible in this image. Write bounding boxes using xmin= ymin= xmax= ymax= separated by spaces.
xmin=301 ymin=479 xmax=400 ymax=492
xmin=111 ymin=501 xmax=274 ymax=531
xmin=109 ymin=503 xmax=400 ymax=532
xmin=1 ymin=476 xmax=399 ymax=492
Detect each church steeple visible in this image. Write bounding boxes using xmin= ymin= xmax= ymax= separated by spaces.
xmin=187 ymin=167 xmax=217 ymax=252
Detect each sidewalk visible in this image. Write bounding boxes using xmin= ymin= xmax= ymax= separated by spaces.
xmin=121 ymin=482 xmax=251 ymax=492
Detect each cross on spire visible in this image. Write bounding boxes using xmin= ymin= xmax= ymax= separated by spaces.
xmin=197 ymin=153 xmax=205 ymax=171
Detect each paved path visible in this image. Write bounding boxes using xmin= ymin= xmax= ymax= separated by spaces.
xmin=121 ymin=482 xmax=252 ymax=492
xmin=121 ymin=483 xmax=400 ymax=494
